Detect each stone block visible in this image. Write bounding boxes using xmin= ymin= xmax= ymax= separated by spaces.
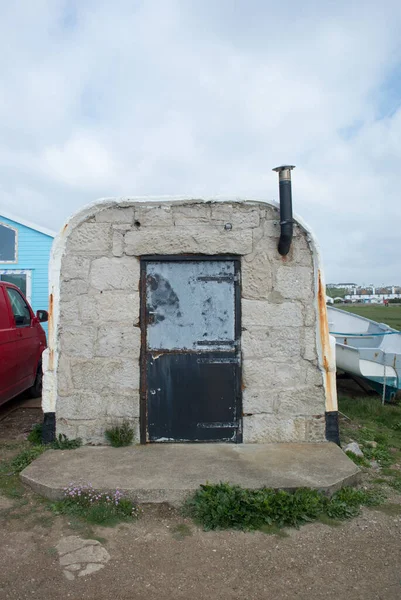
xmin=275 ymin=266 xmax=313 ymax=300
xmin=304 ymin=304 xmax=316 ymax=327
xmin=243 ymin=414 xmax=307 ymax=443
xmin=242 ymin=388 xmax=277 ymax=414
xmin=305 ymin=415 xmax=326 ymax=442
xmin=134 ymin=205 xmax=174 ymax=227
xmin=61 ymin=256 xmax=91 ymax=281
xmin=112 ymin=230 xmax=124 ymax=257
xmin=241 ymin=327 xmax=301 ymax=360
xmin=241 ymin=253 xmax=273 ymax=299
xmin=96 ymin=324 xmax=140 ymax=357
xmin=302 ymin=327 xmax=317 ymax=361
xmin=89 ymin=256 xmax=140 ymax=291
xmin=57 ymin=391 xmax=104 ymax=420
xmin=96 ymin=206 xmax=135 ymax=223
xmin=242 ymin=358 xmax=302 ymax=391
xmin=60 ymin=279 xmax=89 ymax=301
xmin=303 ymin=361 xmax=324 ymax=387
xmin=211 ymin=204 xmax=260 ymax=229
xmin=59 ymin=324 xmax=96 ymax=359
xmin=57 ymin=354 xmax=73 ymax=397
xmin=124 ymin=228 xmax=253 ymax=256
xmin=66 ymin=223 xmax=112 ymax=255
xmin=59 ymin=298 xmax=80 ymax=323
xmin=276 ymin=385 xmax=325 ymax=415
xmin=80 ymin=291 xmax=139 ymax=323
xmin=242 ymin=300 xmax=303 ymax=330
xmin=105 ymin=390 xmax=140 ymax=419
xmin=70 ymin=358 xmax=140 ymax=392
xmin=172 ymin=203 xmax=211 ymax=224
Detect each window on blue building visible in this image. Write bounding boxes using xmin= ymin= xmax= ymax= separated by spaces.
xmin=0 ymin=273 xmax=27 ymax=297
xmin=0 ymin=223 xmax=17 ymax=262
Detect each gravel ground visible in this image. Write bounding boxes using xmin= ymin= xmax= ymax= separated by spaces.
xmin=1 ymin=397 xmax=400 ymax=600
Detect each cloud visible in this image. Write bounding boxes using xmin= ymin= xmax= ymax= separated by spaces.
xmin=0 ymin=0 xmax=400 ymax=283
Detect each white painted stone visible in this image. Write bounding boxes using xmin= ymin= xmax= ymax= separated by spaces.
xmin=242 ymin=388 xmax=277 ymax=414
xmin=242 ymin=299 xmax=303 ymax=329
xmin=90 ymin=256 xmax=140 ymax=291
xmin=211 ymin=204 xmax=260 ymax=228
xmin=243 ymin=415 xmax=307 ymax=443
xmin=96 ymin=206 xmax=135 ymax=223
xmin=59 ymin=298 xmax=80 ymax=323
xmin=304 ymin=304 xmax=316 ymax=327
xmin=276 ymin=386 xmax=325 ymax=415
xmin=302 ymin=327 xmax=318 ymax=361
xmin=105 ymin=390 xmax=140 ymax=419
xmin=172 ymin=203 xmax=211 ymax=224
xmin=60 ymin=324 xmax=96 ymax=358
xmin=124 ymin=228 xmax=253 ymax=255
xmin=60 ymin=279 xmax=89 ymax=300
xmin=57 ymin=355 xmax=73 ymax=397
xmin=275 ymin=266 xmax=313 ymax=300
xmin=66 ymin=223 xmax=112 ymax=255
xmin=80 ymin=292 xmax=139 ymax=323
xmin=243 ymin=358 xmax=302 ymax=391
xmin=96 ymin=323 xmax=140 ymax=357
xmin=56 ymin=391 xmax=104 ymax=420
xmin=70 ymin=358 xmax=139 ymax=392
xmin=241 ymin=327 xmax=301 ymax=360
xmin=241 ymin=252 xmax=273 ymax=299
xmin=62 ymin=255 xmax=91 ymax=281
xmin=134 ymin=205 xmax=174 ymax=227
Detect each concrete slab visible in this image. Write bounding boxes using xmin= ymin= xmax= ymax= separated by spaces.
xmin=21 ymin=443 xmax=360 ymax=506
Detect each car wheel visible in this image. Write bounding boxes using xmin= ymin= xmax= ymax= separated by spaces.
xmin=29 ymin=362 xmax=43 ymax=398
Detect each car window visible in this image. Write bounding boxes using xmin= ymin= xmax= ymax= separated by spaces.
xmin=6 ymin=288 xmax=31 ymax=327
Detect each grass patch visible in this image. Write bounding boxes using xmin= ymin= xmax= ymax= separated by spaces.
xmin=51 ymin=483 xmax=140 ymax=526
xmin=336 ymin=304 xmax=401 ymax=331
xmin=10 ymin=446 xmax=46 ymax=473
xmin=317 ymin=513 xmax=342 ymax=527
xmin=27 ymin=424 xmax=43 ymax=445
xmin=184 ymin=482 xmax=382 ymax=531
xmin=346 ymin=451 xmax=371 ymax=468
xmin=105 ymin=421 xmax=134 ymax=447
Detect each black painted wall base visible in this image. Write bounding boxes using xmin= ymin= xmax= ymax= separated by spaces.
xmin=42 ymin=412 xmax=56 ymax=444
xmin=325 ymin=411 xmax=340 ymax=446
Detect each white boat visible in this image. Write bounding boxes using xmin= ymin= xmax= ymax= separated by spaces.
xmin=327 ymin=305 xmax=401 ymax=401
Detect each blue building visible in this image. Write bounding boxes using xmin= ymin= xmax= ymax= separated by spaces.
xmin=0 ymin=211 xmax=55 ymax=333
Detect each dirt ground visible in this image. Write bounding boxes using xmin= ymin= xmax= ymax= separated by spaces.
xmin=1 ymin=396 xmax=401 ymax=600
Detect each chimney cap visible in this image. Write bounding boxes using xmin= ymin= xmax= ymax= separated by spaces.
xmin=272 ymin=165 xmax=296 ymax=172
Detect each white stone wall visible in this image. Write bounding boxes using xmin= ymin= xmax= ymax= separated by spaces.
xmin=50 ymin=199 xmax=328 ymax=444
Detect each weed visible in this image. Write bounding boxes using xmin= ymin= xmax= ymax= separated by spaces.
xmin=363 ymin=445 xmax=393 ymax=467
xmin=52 ymin=483 xmax=140 ymax=526
xmin=105 ymin=422 xmax=134 ymax=447
xmin=27 ymin=424 xmax=43 ymax=445
xmin=10 ymin=446 xmax=46 ymax=473
xmin=185 ymin=483 xmax=382 ymax=531
xmin=393 ymin=422 xmax=401 ymax=431
xmin=346 ymin=451 xmax=371 ymax=468
xmin=50 ymin=434 xmax=82 ymax=450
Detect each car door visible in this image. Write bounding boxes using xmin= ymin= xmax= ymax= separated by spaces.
xmin=5 ymin=286 xmax=39 ymax=388
xmin=0 ymin=285 xmax=19 ymax=404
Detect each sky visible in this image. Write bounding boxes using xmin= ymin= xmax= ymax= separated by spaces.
xmin=0 ymin=0 xmax=400 ymax=285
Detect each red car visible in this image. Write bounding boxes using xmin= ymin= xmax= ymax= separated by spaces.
xmin=0 ymin=281 xmax=48 ymax=406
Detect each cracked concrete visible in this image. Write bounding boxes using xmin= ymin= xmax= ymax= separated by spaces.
xmin=55 ymin=535 xmax=110 ymax=580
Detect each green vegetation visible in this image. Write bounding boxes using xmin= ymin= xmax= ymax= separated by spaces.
xmin=185 ymin=482 xmax=382 ymax=531
xmin=10 ymin=446 xmax=46 ymax=473
xmin=336 ymin=304 xmax=401 ymax=331
xmin=51 ymin=483 xmax=140 ymax=526
xmin=28 ymin=424 xmax=82 ymax=449
xmin=105 ymin=421 xmax=135 ymax=447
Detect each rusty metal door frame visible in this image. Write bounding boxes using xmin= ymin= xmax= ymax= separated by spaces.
xmin=139 ymin=255 xmax=242 ymax=444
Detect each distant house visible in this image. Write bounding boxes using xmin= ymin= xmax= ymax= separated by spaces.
xmin=0 ymin=211 xmax=55 ymax=332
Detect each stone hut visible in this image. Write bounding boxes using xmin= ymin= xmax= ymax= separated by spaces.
xmin=42 ymin=197 xmax=337 ymax=445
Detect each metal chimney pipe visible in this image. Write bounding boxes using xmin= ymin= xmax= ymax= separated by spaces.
xmin=273 ymin=165 xmax=295 ymax=256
